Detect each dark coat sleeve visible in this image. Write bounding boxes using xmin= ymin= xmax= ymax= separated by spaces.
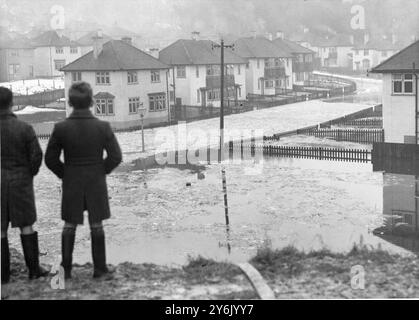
xmin=103 ymin=123 xmax=122 ymax=174
xmin=45 ymin=125 xmax=64 ymax=179
xmin=26 ymin=125 xmax=43 ymax=176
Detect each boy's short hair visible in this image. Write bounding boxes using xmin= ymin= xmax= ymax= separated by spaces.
xmin=0 ymin=87 xmax=13 ymax=110
xmin=68 ymin=82 xmax=93 ymax=109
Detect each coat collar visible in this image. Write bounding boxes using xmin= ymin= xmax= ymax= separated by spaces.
xmin=68 ymin=108 xmax=95 ymax=119
xmin=0 ymin=109 xmax=16 ymax=119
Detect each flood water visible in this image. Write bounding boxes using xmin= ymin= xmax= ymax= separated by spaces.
xmin=69 ymin=155 xmax=417 ymax=266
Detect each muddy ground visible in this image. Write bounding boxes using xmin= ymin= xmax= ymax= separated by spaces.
xmin=2 ymin=246 xmax=418 ymax=300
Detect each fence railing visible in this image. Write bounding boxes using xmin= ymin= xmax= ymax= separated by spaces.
xmin=13 ymin=89 xmax=65 ymax=107
xmin=299 ymin=128 xmax=384 ymax=143
xmin=339 ymin=118 xmax=383 ymax=128
xmin=228 ymin=141 xmax=371 ymax=162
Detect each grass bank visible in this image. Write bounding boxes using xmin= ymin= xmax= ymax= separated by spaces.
xmin=2 ymin=245 xmax=418 ymax=300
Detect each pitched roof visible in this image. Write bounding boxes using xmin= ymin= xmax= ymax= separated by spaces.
xmin=158 ymin=39 xmax=246 ymax=65
xmin=61 ymin=40 xmax=169 ymax=71
xmin=272 ymin=38 xmax=314 ymax=54
xmin=233 ymin=37 xmax=292 ymax=59
xmin=371 ymin=40 xmax=419 ymax=73
xmin=31 ymin=30 xmax=79 ymax=47
xmin=77 ymin=31 xmax=113 ymax=46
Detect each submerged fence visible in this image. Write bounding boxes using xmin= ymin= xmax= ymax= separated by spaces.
xmin=228 ymin=141 xmax=371 ymax=162
xmin=301 ymin=128 xmax=384 ymax=143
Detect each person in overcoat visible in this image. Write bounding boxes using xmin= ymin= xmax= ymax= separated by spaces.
xmin=45 ymin=81 xmax=122 ymax=279
xmin=1 ymin=87 xmax=49 ymax=286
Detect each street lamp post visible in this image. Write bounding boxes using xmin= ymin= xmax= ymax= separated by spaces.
xmin=139 ymin=103 xmax=146 ymax=152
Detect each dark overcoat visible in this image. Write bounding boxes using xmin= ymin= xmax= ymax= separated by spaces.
xmin=45 ymin=109 xmax=122 ymax=225
xmin=0 ymin=110 xmax=42 ymax=228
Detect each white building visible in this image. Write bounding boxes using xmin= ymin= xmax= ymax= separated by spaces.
xmin=352 ymin=37 xmax=402 ymax=72
xmin=31 ymin=30 xmax=87 ymax=78
xmin=272 ymin=36 xmax=315 ymax=86
xmin=61 ymin=38 xmax=171 ymax=129
xmin=371 ymin=40 xmax=419 ymax=144
xmin=159 ymin=38 xmax=247 ymax=107
xmin=233 ymin=37 xmax=293 ymax=95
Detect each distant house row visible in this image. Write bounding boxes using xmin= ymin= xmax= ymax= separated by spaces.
xmin=0 ymin=30 xmax=113 ymax=82
xmin=291 ymin=30 xmax=416 ymax=72
xmin=58 ymin=32 xmax=316 ymax=128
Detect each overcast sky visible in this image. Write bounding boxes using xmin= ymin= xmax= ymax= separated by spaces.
xmin=1 ymin=0 xmax=418 ymax=42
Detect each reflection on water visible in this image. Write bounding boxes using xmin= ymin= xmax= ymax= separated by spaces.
xmin=323 ymin=93 xmax=382 ymax=106
xmin=372 ymin=160 xmax=419 ymax=255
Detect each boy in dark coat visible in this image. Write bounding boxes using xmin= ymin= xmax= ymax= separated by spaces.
xmin=45 ymin=82 xmax=122 ymax=279
xmin=1 ymin=87 xmax=48 ymax=285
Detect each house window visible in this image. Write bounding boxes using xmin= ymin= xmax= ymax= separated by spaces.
xmin=70 ymin=47 xmax=78 ymax=54
xmin=151 ymin=70 xmax=160 ymax=82
xmin=197 ymin=89 xmax=200 ymax=103
xmin=238 ymin=86 xmax=241 ymax=97
xmin=149 ymin=93 xmax=166 ymax=111
xmin=71 ymin=72 xmax=82 ymax=82
xmin=364 ymin=49 xmax=369 ymax=56
xmin=54 ymin=60 xmax=66 ymax=71
xmin=56 ymin=47 xmax=64 ymax=54
xmin=238 ymin=64 xmax=241 ymax=75
xmin=8 ymin=64 xmax=20 ymax=77
xmin=392 ymin=74 xmax=414 ymax=94
xmin=95 ymin=99 xmax=114 ymax=116
xmin=265 ymin=80 xmax=273 ymax=88
xmin=362 ymin=59 xmax=370 ymax=70
xmin=96 ymin=72 xmax=110 ymax=84
xmin=176 ymin=66 xmax=186 ymax=78
xmin=127 ymin=71 xmax=138 ymax=84
xmin=196 ymin=66 xmax=199 ymax=78
xmin=128 ymin=97 xmax=140 ymax=114
xmin=10 ymin=50 xmax=19 ymax=57
xmin=207 ymin=89 xmax=220 ymax=101
xmin=206 ymin=65 xmax=220 ymax=76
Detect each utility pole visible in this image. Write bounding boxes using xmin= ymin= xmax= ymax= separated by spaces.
xmin=212 ymin=39 xmax=234 ymax=244
xmin=212 ymin=39 xmax=234 ymax=160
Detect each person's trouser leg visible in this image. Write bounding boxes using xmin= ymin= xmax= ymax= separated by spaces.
xmin=90 ymin=223 xmax=111 ymax=278
xmin=20 ymin=227 xmax=49 ymax=280
xmin=1 ymin=230 xmax=10 ymax=284
xmin=61 ymin=224 xmax=76 ymax=279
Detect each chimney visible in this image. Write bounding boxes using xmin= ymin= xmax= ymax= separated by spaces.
xmin=276 ymin=30 xmax=284 ymax=40
xmin=191 ymin=31 xmax=200 ymax=40
xmin=92 ymin=31 xmax=104 ymax=59
xmin=148 ymin=48 xmax=159 ymax=59
xmin=121 ymin=37 xmax=132 ymax=45
xmin=363 ymin=32 xmax=370 ymax=45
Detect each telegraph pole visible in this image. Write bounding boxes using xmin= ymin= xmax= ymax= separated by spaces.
xmin=212 ymin=39 xmax=234 ymax=247
xmin=212 ymin=40 xmax=234 ymax=160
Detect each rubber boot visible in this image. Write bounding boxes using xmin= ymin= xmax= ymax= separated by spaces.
xmin=91 ymin=228 xmax=113 ymax=279
xmin=20 ymin=232 xmax=49 ymax=280
xmin=61 ymin=228 xmax=75 ymax=280
xmin=1 ymin=237 xmax=10 ymax=284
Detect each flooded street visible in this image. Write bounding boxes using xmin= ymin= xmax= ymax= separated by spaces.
xmin=8 ymin=74 xmax=417 ymax=267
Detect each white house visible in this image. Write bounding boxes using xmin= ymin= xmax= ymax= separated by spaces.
xmin=233 ymin=37 xmax=293 ymax=95
xmin=61 ymin=38 xmax=171 ymax=129
xmin=352 ymin=37 xmax=402 ymax=72
xmin=315 ymin=35 xmax=353 ymax=69
xmin=31 ymin=30 xmax=86 ymax=78
xmin=272 ymin=36 xmax=315 ymax=86
xmin=159 ymin=38 xmax=247 ymax=107
xmin=371 ymin=40 xmax=419 ymax=144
